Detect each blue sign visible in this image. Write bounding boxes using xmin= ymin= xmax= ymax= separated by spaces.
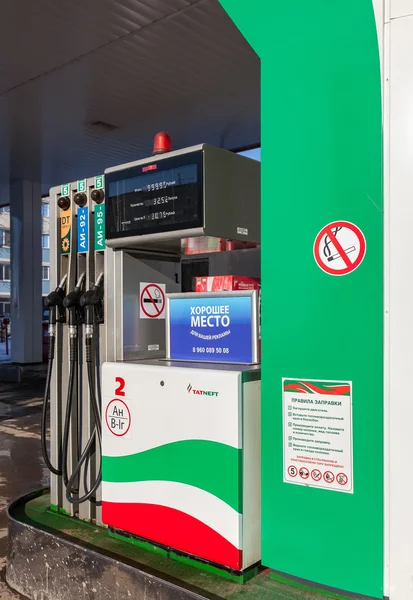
xmin=168 ymin=295 xmax=256 ymax=364
xmin=77 ymin=207 xmax=89 ymax=253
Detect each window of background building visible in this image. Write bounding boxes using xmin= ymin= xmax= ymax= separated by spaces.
xmin=0 ymin=229 xmax=11 ymax=247
xmin=42 ymin=266 xmax=50 ymax=280
xmin=42 ymin=234 xmax=49 ymax=249
xmin=0 ymin=206 xmax=10 ymax=214
xmin=41 ymin=203 xmax=49 ymax=217
xmin=0 ymin=264 xmax=11 ymax=281
xmin=0 ymin=302 xmax=10 ymax=315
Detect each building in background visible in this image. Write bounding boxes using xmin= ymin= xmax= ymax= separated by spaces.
xmin=0 ymin=199 xmax=50 ymax=317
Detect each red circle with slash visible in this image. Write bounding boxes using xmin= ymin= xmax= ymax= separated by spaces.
xmin=337 ymin=473 xmax=348 ymax=486
xmin=140 ymin=283 xmax=165 ymax=318
xmin=323 ymin=471 xmax=335 ymax=484
xmin=311 ymin=469 xmax=322 ymax=482
xmin=299 ymin=467 xmax=309 ymax=480
xmin=314 ymin=221 xmax=366 ymax=276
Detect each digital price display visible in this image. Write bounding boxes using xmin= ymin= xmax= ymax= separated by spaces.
xmin=105 ymin=151 xmax=203 ymax=239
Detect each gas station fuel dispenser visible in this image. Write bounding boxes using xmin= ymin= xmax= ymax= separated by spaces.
xmin=102 ymin=141 xmax=261 ymax=576
xmin=45 ymin=135 xmax=261 ymax=579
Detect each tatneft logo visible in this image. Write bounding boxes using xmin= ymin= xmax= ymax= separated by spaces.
xmin=187 ymin=384 xmax=219 ymax=397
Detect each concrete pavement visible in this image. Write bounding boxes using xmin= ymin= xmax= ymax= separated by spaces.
xmin=0 ymin=380 xmax=48 ymax=599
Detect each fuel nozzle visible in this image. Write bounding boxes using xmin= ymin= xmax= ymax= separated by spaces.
xmin=44 ymin=274 xmax=68 ymax=336
xmin=80 ymin=273 xmax=104 ymax=346
xmin=42 ymin=274 xmax=68 ymax=477
xmin=63 ymin=273 xmax=86 ymax=336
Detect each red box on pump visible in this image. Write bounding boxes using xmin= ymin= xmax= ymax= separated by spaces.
xmin=194 ymin=276 xmax=260 ymax=292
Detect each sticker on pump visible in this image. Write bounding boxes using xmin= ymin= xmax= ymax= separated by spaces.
xmin=105 ymin=399 xmax=131 ymax=437
xmin=140 ymin=282 xmax=166 ymax=319
xmin=314 ymin=221 xmax=366 ymax=276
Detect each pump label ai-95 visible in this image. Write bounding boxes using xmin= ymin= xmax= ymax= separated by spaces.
xmin=94 ymin=203 xmax=106 ymax=251
xmin=168 ymin=295 xmax=256 ymax=364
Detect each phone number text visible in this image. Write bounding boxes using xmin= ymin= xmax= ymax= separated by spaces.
xmin=192 ymin=347 xmax=229 ymax=354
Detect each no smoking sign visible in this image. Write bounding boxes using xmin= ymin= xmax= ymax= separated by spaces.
xmin=314 ymin=221 xmax=366 ymax=276
xmin=140 ymin=282 xmax=166 ymax=319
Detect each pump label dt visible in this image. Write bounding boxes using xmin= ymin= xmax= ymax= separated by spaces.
xmin=105 ymin=399 xmax=131 ymax=437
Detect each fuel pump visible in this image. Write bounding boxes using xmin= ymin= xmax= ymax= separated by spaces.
xmin=65 ymin=274 xmax=104 ymax=504
xmin=45 ymin=136 xmax=260 ymax=580
xmin=41 ymin=274 xmax=68 ymax=476
xmin=46 ymin=175 xmax=107 ymax=522
xmin=100 ymin=137 xmax=261 ymax=578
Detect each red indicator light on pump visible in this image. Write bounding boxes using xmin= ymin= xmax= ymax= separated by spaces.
xmin=153 ymin=132 xmax=172 ymax=155
xmin=142 ymin=164 xmax=157 ymax=173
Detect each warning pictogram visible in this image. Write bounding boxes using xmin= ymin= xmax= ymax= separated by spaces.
xmin=323 ymin=471 xmax=335 ymax=484
xmin=311 ymin=469 xmax=322 ymax=482
xmin=299 ymin=467 xmax=309 ymax=480
xmin=105 ymin=399 xmax=131 ymax=437
xmin=337 ymin=473 xmax=348 ymax=486
xmin=140 ymin=282 xmax=166 ymax=319
xmin=314 ymin=221 xmax=366 ymax=276
xmin=288 ymin=465 xmax=298 ymax=478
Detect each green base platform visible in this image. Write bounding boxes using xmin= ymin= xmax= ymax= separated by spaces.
xmin=7 ymin=489 xmax=367 ymax=600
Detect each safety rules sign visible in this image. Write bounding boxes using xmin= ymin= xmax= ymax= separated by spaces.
xmin=314 ymin=221 xmax=366 ymax=276
xmin=283 ymin=378 xmax=353 ymax=493
xmin=140 ymin=282 xmax=166 ymax=319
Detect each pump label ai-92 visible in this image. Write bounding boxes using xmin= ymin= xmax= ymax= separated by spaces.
xmin=77 ymin=207 xmax=89 ymax=253
xmin=168 ymin=295 xmax=257 ymax=364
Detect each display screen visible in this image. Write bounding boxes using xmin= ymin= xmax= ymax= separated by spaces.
xmin=105 ymin=151 xmax=203 ymax=239
xmin=168 ymin=294 xmax=257 ymax=364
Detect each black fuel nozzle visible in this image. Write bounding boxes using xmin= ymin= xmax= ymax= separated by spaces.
xmin=80 ymin=274 xmax=104 ymax=359
xmin=63 ymin=273 xmax=86 ymax=330
xmin=63 ymin=273 xmax=86 ymax=363
xmin=44 ymin=274 xmax=68 ymax=332
xmin=42 ymin=275 xmax=68 ymax=477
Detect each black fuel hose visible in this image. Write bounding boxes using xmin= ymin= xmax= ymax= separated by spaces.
xmin=41 ymin=276 xmax=67 ymax=476
xmin=62 ymin=337 xmax=79 ymax=489
xmin=60 ymin=273 xmax=86 ymax=496
xmin=65 ymin=337 xmax=102 ymax=504
xmin=41 ymin=334 xmax=62 ymax=475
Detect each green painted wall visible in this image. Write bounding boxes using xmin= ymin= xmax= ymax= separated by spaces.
xmin=218 ymin=1 xmax=383 ymax=598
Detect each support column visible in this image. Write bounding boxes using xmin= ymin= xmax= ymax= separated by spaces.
xmin=219 ymin=1 xmax=383 ymax=598
xmin=10 ymin=180 xmax=42 ymax=364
